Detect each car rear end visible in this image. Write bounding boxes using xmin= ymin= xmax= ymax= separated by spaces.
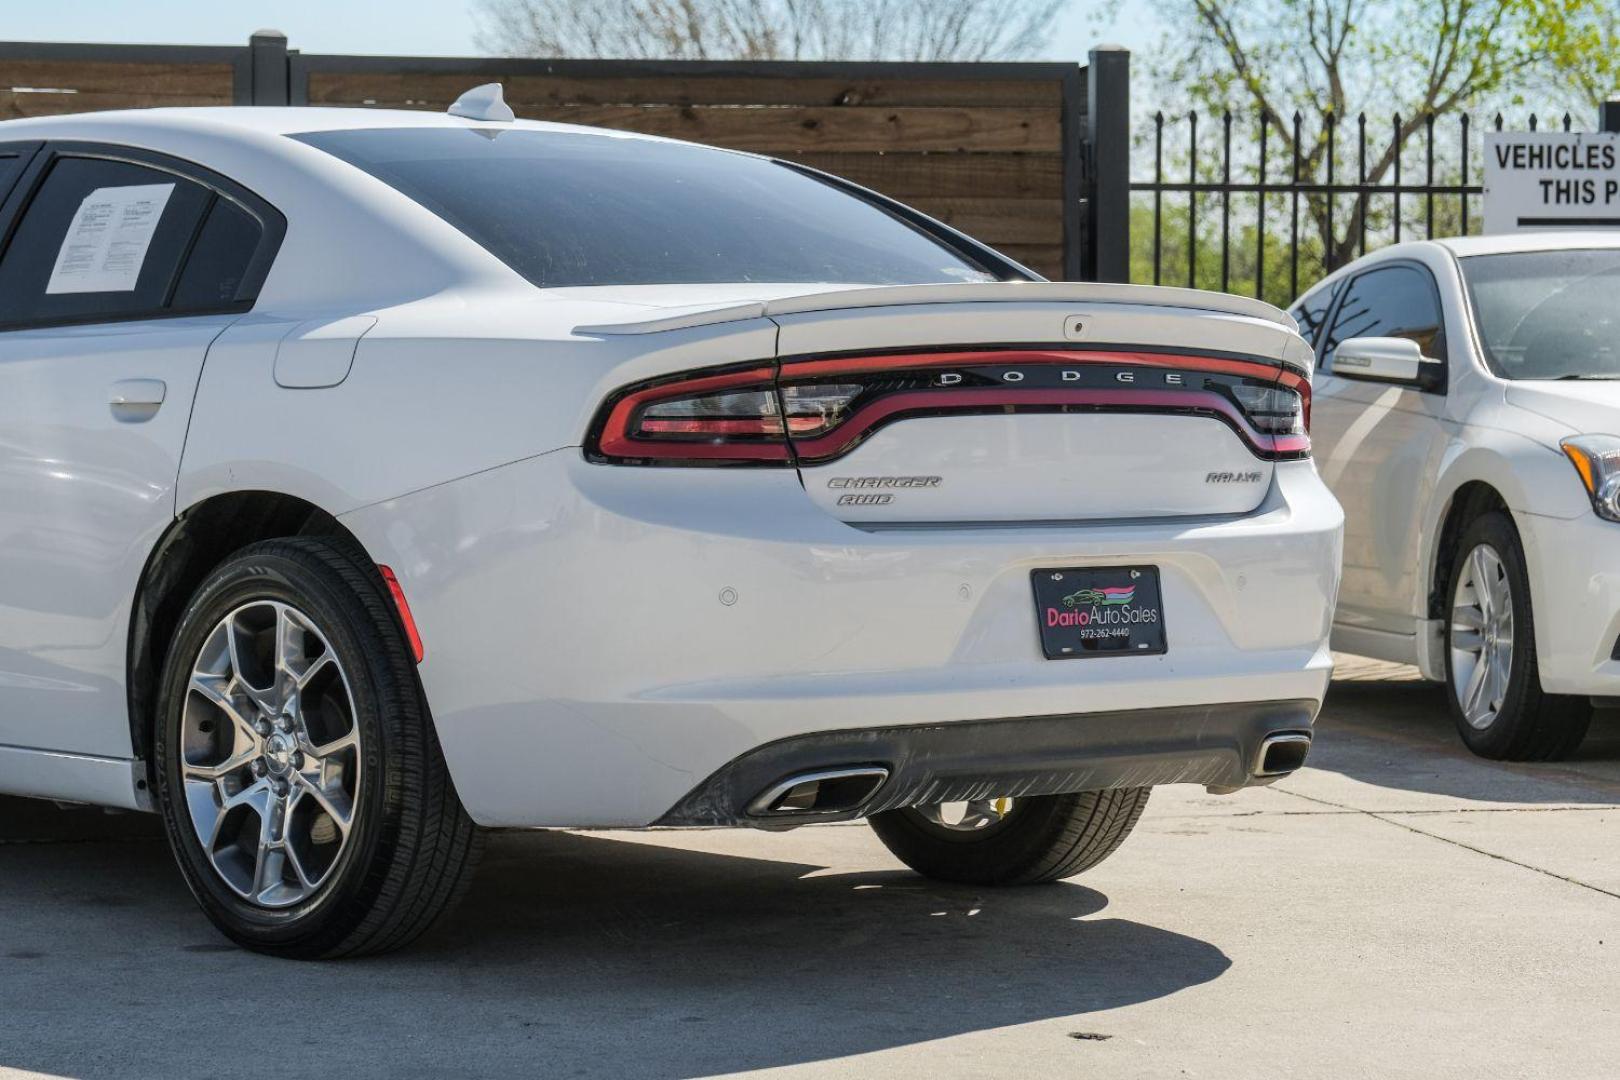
xmin=300 ymin=119 xmax=1340 ymax=830
xmin=343 ymin=282 xmax=1341 ymax=829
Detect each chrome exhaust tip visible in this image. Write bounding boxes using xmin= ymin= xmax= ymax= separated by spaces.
xmin=1254 ymin=732 xmax=1312 ymax=777
xmin=746 ymin=766 xmax=890 ymax=819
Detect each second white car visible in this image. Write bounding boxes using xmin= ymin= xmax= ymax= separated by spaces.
xmin=1296 ymin=232 xmax=1620 ymax=760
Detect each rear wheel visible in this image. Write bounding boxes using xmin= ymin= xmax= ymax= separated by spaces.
xmin=867 ymin=789 xmax=1150 ymax=885
xmin=1444 ymin=512 xmax=1590 ymax=761
xmin=153 ymin=538 xmax=481 ymax=958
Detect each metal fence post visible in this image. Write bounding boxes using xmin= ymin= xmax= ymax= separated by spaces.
xmin=249 ymin=30 xmax=290 ymax=106
xmin=1603 ymin=99 xmax=1620 ymax=133
xmin=1085 ymin=45 xmax=1131 ymax=283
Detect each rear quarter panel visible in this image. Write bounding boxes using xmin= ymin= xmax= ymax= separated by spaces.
xmin=177 ymin=297 xmax=779 ymax=515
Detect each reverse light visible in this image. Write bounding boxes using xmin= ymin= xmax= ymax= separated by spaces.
xmin=780 ymin=383 xmax=864 ymax=436
xmin=1560 ymin=435 xmax=1620 ymax=521
xmin=1231 ymin=384 xmax=1307 ymax=437
xmin=628 ymin=383 xmax=865 ymax=441
xmin=638 ymin=389 xmax=785 ymax=437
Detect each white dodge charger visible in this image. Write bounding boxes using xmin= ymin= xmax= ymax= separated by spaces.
xmin=0 ymin=90 xmax=1342 ymax=957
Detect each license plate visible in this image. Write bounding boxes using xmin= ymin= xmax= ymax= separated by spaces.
xmin=1031 ymin=566 xmax=1167 ymax=660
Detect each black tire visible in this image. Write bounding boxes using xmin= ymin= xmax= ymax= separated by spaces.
xmin=1442 ymin=511 xmax=1590 ymax=761
xmin=867 ymin=788 xmax=1150 ymax=886
xmin=153 ymin=537 xmax=481 ymax=958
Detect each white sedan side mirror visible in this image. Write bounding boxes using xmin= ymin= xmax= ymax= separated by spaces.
xmin=1333 ymin=336 xmax=1441 ymax=388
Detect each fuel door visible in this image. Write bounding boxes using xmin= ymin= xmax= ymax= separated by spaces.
xmin=273 ymin=315 xmax=378 ymax=389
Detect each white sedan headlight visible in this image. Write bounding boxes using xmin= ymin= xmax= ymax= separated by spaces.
xmin=1559 ymin=435 xmax=1620 ymax=521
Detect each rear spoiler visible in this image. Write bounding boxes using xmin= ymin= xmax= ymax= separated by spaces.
xmin=574 ymin=281 xmax=1295 ymax=337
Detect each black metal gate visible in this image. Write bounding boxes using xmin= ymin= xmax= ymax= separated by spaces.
xmin=1131 ymin=107 xmax=1615 ymax=305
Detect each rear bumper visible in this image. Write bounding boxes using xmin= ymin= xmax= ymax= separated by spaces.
xmin=657 ymin=699 xmax=1319 ymax=827
xmin=341 ymin=454 xmax=1342 ymax=827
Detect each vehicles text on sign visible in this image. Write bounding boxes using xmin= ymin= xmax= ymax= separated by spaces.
xmin=1483 ymin=132 xmax=1620 ymax=234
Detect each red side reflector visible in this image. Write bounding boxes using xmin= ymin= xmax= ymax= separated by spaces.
xmin=378 ymin=565 xmax=425 ymax=664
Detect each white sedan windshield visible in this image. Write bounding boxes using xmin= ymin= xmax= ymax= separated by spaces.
xmin=1461 ymin=249 xmax=1620 ymax=380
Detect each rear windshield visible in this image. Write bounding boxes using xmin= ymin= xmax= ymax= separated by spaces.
xmin=293 ymin=127 xmax=999 ymax=289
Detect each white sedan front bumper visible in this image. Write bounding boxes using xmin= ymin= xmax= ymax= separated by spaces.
xmin=1518 ymin=507 xmax=1620 ymax=696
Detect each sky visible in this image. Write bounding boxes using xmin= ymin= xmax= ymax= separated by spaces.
xmin=0 ymin=0 xmax=1159 ymax=60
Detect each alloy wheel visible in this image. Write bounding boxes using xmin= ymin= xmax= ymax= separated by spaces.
xmin=1450 ymin=543 xmax=1515 ymax=730
xmin=179 ymin=601 xmax=361 ymax=908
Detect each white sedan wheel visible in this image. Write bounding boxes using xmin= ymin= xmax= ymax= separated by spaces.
xmin=1449 ymin=543 xmax=1515 ymax=730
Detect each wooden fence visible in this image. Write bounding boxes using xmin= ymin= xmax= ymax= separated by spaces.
xmin=0 ymin=33 xmax=1133 ymax=281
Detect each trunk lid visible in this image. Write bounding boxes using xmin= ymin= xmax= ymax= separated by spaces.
xmin=765 ymin=286 xmax=1311 ymax=525
xmin=578 ymin=282 xmax=1312 ymax=525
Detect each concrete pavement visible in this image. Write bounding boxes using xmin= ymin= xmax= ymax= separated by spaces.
xmin=2 ymin=656 xmax=1617 ymax=1079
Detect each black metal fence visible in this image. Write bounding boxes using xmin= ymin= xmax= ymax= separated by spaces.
xmin=1132 ymin=106 xmax=1619 ymax=305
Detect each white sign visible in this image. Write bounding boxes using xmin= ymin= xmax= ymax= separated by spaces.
xmin=46 ymin=183 xmax=175 ymax=294
xmin=1483 ymin=132 xmax=1620 ymax=234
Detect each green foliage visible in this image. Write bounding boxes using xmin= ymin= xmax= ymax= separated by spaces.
xmin=1121 ymin=0 xmax=1616 ymax=296
xmin=1130 ymin=184 xmax=1481 ymax=305
xmin=1130 ymin=199 xmax=1326 ymax=305
xmin=1528 ymin=1 xmax=1620 ymax=110
xmin=1154 ymin=0 xmax=1602 ymax=121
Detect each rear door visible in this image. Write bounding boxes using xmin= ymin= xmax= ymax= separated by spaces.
xmin=0 ymin=144 xmax=280 ymax=758
xmin=769 ymin=299 xmax=1308 ymax=525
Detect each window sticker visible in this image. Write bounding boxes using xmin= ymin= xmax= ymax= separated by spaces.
xmin=46 ymin=183 xmax=175 ymax=294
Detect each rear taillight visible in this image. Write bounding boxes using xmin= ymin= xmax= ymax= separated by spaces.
xmin=589 ymin=349 xmax=1310 ymax=465
xmin=593 ymin=365 xmax=791 ymax=464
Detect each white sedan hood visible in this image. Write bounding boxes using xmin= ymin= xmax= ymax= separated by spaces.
xmin=1505 ymin=381 xmax=1620 ymax=438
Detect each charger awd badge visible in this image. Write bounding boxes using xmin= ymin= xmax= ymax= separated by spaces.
xmin=828 ymin=475 xmax=941 ymax=506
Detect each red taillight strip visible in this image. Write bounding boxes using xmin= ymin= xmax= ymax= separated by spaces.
xmin=596 ymin=364 xmax=787 ymax=461
xmin=779 ymin=348 xmax=1307 ymax=391
xmin=779 ymin=347 xmax=1310 ymax=442
xmin=788 ymin=387 xmax=1306 ymax=462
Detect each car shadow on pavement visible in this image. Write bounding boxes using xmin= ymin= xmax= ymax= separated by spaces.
xmin=1307 ymin=667 xmax=1620 ymax=805
xmin=0 ymin=804 xmax=1229 ymax=1079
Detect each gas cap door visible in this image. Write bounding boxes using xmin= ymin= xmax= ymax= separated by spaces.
xmin=273 ymin=315 xmax=378 ymax=389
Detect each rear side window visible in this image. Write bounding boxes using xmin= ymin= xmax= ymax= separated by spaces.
xmin=294 ymin=127 xmax=1000 ymax=288
xmin=1289 ymin=281 xmax=1340 ymax=351
xmin=0 ymin=156 xmax=211 ymax=325
xmin=1321 ymin=264 xmax=1447 ymax=369
xmin=171 ymin=196 xmax=263 ymax=310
